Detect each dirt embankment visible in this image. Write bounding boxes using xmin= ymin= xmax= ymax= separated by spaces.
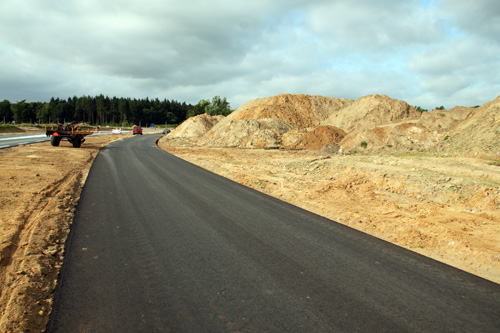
xmin=0 ymin=134 xmax=133 ymax=332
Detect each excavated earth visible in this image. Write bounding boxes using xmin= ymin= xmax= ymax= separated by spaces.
xmin=1 ymin=93 xmax=500 ymax=332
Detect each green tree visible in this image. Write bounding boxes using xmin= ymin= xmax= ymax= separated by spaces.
xmin=415 ymin=106 xmax=428 ymax=113
xmin=95 ymin=95 xmax=109 ymax=124
xmin=205 ymin=96 xmax=232 ymax=116
xmin=166 ymin=111 xmax=177 ymax=124
xmin=1 ymin=95 xmax=194 ymax=126
xmin=36 ymin=103 xmax=50 ymax=123
xmin=53 ymin=103 xmax=65 ymax=123
xmin=0 ymin=100 xmax=12 ymax=123
xmin=48 ymin=97 xmax=59 ymax=123
xmin=11 ymin=100 xmax=29 ymax=123
xmin=187 ymin=99 xmax=210 ymax=118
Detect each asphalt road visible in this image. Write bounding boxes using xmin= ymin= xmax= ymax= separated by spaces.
xmin=0 ymin=130 xmax=132 ymax=149
xmin=0 ymin=132 xmax=49 ymax=149
xmin=47 ymin=134 xmax=500 ymax=332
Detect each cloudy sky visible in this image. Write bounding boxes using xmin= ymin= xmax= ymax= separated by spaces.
xmin=1 ymin=0 xmax=499 ymax=110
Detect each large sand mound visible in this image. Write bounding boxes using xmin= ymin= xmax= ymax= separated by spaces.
xmin=199 ymin=118 xmax=295 ymax=148
xmin=340 ymin=123 xmax=440 ymax=153
xmin=162 ymin=93 xmax=500 ymax=157
xmin=232 ymin=94 xmax=352 ymax=129
xmin=186 ymin=94 xmax=424 ymax=149
xmin=417 ymin=106 xmax=474 ymax=133
xmin=323 ymin=94 xmax=421 ymax=132
xmin=169 ymin=113 xmax=224 ymax=138
xmin=439 ymin=96 xmax=500 ymax=156
xmin=339 ymin=96 xmax=500 ymax=155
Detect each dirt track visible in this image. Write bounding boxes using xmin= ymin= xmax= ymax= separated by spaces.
xmin=1 ymin=131 xmax=499 ymax=332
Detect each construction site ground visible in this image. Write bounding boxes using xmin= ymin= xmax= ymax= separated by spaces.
xmin=1 ymin=130 xmax=499 ymax=332
xmin=160 ymin=141 xmax=500 ymax=288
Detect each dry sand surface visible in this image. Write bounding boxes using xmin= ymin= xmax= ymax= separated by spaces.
xmin=1 ymin=93 xmax=499 ymax=332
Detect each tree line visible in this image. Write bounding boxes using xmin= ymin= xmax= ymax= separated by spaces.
xmin=0 ymin=95 xmax=232 ymax=126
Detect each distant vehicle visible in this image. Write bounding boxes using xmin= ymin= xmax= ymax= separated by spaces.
xmin=112 ymin=128 xmax=122 ymax=134
xmin=132 ymin=125 xmax=143 ymax=135
xmin=163 ymin=129 xmax=171 ymax=135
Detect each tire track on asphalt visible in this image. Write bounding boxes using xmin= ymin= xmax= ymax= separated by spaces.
xmin=88 ymin=147 xmax=175 ymax=331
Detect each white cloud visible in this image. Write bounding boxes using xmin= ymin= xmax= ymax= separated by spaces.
xmin=0 ymin=0 xmax=498 ymax=110
xmin=439 ymin=0 xmax=500 ymax=39
xmin=406 ymin=0 xmax=500 ymax=107
xmin=409 ymin=37 xmax=500 ymax=106
xmin=305 ymin=0 xmax=444 ymax=51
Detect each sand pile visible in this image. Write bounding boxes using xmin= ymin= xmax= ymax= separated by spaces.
xmin=288 ymin=126 xmax=347 ymax=150
xmin=168 ymin=113 xmax=224 ymax=138
xmin=339 ymin=96 xmax=500 ymax=154
xmin=187 ymin=94 xmax=348 ymax=149
xmin=438 ymin=96 xmax=500 ymax=157
xmin=199 ymin=118 xmax=295 ymax=148
xmin=417 ymin=106 xmax=474 ymax=133
xmin=323 ymin=94 xmax=421 ymax=132
xmin=185 ymin=94 xmax=423 ymax=150
xmin=233 ymin=94 xmax=352 ymax=129
xmin=340 ymin=123 xmax=440 ymax=153
xmin=162 ymin=93 xmax=500 ymax=157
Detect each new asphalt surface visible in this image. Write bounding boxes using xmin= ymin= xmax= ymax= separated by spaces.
xmin=0 ymin=132 xmax=49 ymax=149
xmin=47 ymin=134 xmax=500 ymax=332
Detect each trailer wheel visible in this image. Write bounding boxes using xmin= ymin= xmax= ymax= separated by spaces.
xmin=72 ymin=135 xmax=82 ymax=148
xmin=51 ymin=135 xmax=61 ymax=147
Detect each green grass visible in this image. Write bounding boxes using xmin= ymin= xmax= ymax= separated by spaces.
xmin=254 ymin=179 xmax=268 ymax=188
xmin=486 ymin=159 xmax=500 ymax=167
xmin=0 ymin=124 xmax=24 ymax=133
xmin=392 ymin=151 xmax=450 ymax=158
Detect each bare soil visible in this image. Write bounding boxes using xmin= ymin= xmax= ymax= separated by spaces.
xmin=0 ymin=133 xmax=133 ymax=332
